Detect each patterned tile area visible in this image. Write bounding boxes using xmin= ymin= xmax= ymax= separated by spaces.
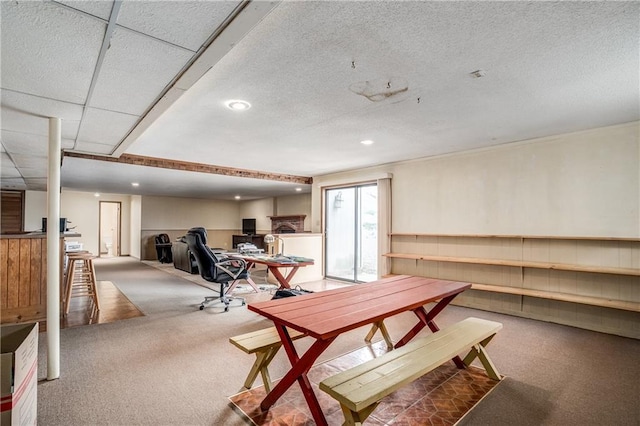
xmin=229 ymin=341 xmax=502 ymax=425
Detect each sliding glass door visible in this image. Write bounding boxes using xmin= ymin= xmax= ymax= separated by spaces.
xmin=325 ymin=184 xmax=377 ymax=282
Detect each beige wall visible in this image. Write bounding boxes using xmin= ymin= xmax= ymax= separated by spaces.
xmin=25 ymin=190 xmax=134 ymax=255
xmin=140 ymin=196 xmax=241 ymax=259
xmin=313 ymin=121 xmax=639 ymax=238
xmin=130 ymin=195 xmax=142 ymax=259
xmin=24 ymin=190 xmax=47 ymax=232
xmin=266 ymin=233 xmax=323 ymax=285
xmin=275 ymin=194 xmax=312 ymax=232
xmin=138 ymin=194 xmax=311 ymax=259
xmin=23 ymin=190 xmax=134 ymax=256
xmin=312 ymin=121 xmax=639 ymax=337
xmin=239 ymin=198 xmax=274 ymax=234
xmin=61 ymin=190 xmax=132 ymax=256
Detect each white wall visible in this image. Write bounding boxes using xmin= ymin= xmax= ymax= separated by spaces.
xmin=313 ymin=122 xmax=640 ymax=238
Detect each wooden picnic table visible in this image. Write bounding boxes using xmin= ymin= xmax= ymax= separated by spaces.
xmin=247 ymin=274 xmax=471 ymax=425
xmin=229 ymin=254 xmax=314 ymax=290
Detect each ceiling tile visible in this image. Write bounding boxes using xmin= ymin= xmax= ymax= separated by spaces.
xmin=0 ymin=178 xmax=27 ymax=190
xmin=23 ymin=178 xmax=47 ymax=190
xmin=0 ymin=1 xmax=105 ymax=104
xmin=74 ymin=141 xmax=119 ymax=155
xmin=1 ymin=167 xmax=22 ymax=178
xmin=11 ymin=154 xmax=48 ymax=169
xmin=88 ymin=26 xmax=195 ymax=115
xmin=0 ymin=108 xmax=79 ymax=141
xmin=75 ymin=108 xmax=139 ymax=147
xmin=1 ymin=153 xmax=21 ymax=178
xmin=1 ymin=90 xmax=82 ymax=138
xmin=1 ymin=131 xmax=75 ymax=156
xmin=117 ymin=1 xmax=242 ymax=51
xmin=18 ymin=167 xmax=46 ymax=179
xmin=57 ymin=0 xmax=115 ymax=20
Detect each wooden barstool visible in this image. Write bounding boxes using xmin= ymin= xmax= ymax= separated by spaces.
xmin=63 ymin=252 xmax=100 ymax=314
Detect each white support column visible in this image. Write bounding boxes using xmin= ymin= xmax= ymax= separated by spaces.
xmin=47 ymin=117 xmax=61 ymax=380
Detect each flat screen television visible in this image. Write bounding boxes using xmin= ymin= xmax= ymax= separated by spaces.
xmin=42 ymin=217 xmax=67 ymax=232
xmin=242 ymin=218 xmax=256 ymax=235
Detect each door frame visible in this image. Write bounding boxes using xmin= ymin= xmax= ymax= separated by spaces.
xmin=98 ymin=201 xmax=121 ymax=257
xmin=323 ymin=182 xmax=377 ymax=283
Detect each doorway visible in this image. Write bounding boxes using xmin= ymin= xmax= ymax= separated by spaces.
xmin=99 ymin=201 xmax=121 ymax=258
xmin=325 ymin=184 xmax=377 ymax=282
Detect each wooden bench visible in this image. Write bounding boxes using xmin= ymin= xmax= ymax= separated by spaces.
xmin=229 ymin=327 xmax=305 ymax=392
xmin=319 ymin=317 xmax=503 ymax=425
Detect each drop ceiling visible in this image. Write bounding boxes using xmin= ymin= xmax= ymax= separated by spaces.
xmin=1 ymin=1 xmax=638 ymax=200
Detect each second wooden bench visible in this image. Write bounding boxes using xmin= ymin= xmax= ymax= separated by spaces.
xmin=229 ymin=326 xmax=305 ymax=392
xmin=319 ymin=317 xmax=503 ymax=425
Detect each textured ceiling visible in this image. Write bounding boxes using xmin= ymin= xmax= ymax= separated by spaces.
xmin=1 ymin=1 xmax=638 ymax=199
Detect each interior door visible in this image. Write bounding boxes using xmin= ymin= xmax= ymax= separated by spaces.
xmin=325 ymin=184 xmax=377 ymax=282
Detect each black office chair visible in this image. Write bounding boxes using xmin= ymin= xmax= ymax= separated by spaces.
xmin=155 ymin=233 xmax=173 ymax=263
xmin=185 ymin=227 xmax=248 ymax=312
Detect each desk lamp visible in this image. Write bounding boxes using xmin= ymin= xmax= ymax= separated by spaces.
xmin=264 ymin=234 xmax=284 ymax=256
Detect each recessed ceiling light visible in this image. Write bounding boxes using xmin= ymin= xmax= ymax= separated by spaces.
xmin=131 ymin=182 xmax=139 ymax=187
xmin=225 ymin=100 xmax=251 ymax=111
xmin=360 ymin=140 xmax=374 ymax=146
xmin=234 ymin=195 xmax=241 ymax=200
xmin=94 ymin=193 xmax=100 ymax=197
xmin=295 ymin=188 xmax=302 ymax=192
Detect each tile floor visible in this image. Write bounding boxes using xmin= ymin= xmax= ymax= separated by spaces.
xmin=229 ymin=340 xmax=502 ymax=425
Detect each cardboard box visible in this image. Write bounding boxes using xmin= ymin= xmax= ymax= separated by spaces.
xmin=1 ymin=323 xmax=38 ymax=426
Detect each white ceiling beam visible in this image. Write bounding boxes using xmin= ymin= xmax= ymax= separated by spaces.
xmin=73 ymin=0 xmax=122 ymax=149
xmin=112 ymin=0 xmax=282 ymax=157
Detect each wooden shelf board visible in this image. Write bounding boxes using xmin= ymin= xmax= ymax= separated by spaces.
xmin=470 ymin=283 xmax=640 ymax=313
xmin=389 ymin=233 xmax=640 ymax=242
xmin=383 ymin=253 xmax=640 ymax=276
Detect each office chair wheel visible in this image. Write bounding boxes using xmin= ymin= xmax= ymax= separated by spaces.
xmin=242 ymin=300 xmax=246 ymax=306
xmin=199 ymin=304 xmax=204 ymax=310
xmin=224 ymin=306 xmax=229 ymax=312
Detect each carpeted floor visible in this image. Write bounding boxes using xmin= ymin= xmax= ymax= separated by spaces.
xmin=35 ymin=257 xmax=640 ymax=426
xmin=141 ymin=259 xmax=279 ymax=295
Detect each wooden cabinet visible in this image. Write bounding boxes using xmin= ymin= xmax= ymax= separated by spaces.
xmin=232 ymin=234 xmax=265 ymax=250
xmin=0 ymin=233 xmax=77 ymax=324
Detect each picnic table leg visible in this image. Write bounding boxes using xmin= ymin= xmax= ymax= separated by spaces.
xmin=261 ymin=325 xmax=335 ymax=426
xmin=267 ymin=266 xmax=293 ymax=289
xmin=284 ymin=266 xmax=300 ymax=283
xmin=394 ymin=293 xmax=466 ymax=368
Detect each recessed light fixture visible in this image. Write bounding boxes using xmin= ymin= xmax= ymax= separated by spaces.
xmin=131 ymin=182 xmax=139 ymax=187
xmin=295 ymin=188 xmax=302 ymax=192
xmin=94 ymin=193 xmax=100 ymax=197
xmin=225 ymin=100 xmax=251 ymax=111
xmin=234 ymin=195 xmax=241 ymax=200
xmin=360 ymin=139 xmax=374 ymax=146
xmin=470 ymin=69 xmax=486 ymax=78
